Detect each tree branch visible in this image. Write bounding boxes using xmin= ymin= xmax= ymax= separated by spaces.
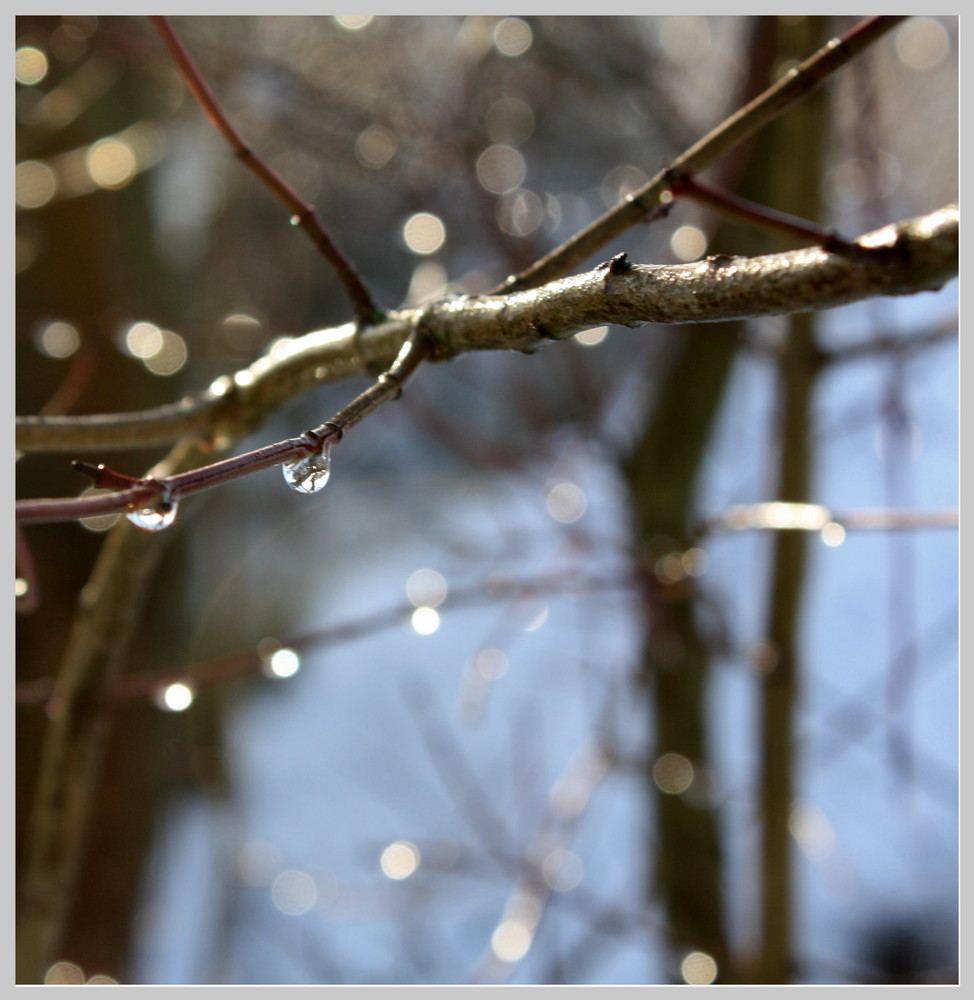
xmin=16 ymin=204 xmax=958 ymax=459
xmin=15 ymin=205 xmax=958 ymax=526
xmin=17 ymin=325 xmax=429 ymax=525
xmin=697 ymin=503 xmax=958 ymax=537
xmin=419 ymin=206 xmax=957 ymax=356
xmin=491 ymin=15 xmax=907 ymax=293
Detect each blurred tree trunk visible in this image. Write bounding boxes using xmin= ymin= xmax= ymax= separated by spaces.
xmin=623 ymin=16 xmax=829 ymax=983
xmin=15 ymin=25 xmax=215 ymax=980
xmin=754 ymin=16 xmax=830 ymax=984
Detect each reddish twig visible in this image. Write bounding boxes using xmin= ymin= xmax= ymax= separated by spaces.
xmin=663 ymin=168 xmax=855 ymax=252
xmin=15 ymin=526 xmax=41 ymax=614
xmin=16 ymin=426 xmax=341 ymax=526
xmin=149 ymin=15 xmax=381 ymax=324
xmin=16 ymin=325 xmax=429 ymax=527
xmin=39 ymin=339 xmax=98 ymax=416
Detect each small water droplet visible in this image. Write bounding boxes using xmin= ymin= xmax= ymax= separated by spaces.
xmin=282 ymin=445 xmax=332 ymax=494
xmin=126 ymin=494 xmax=178 ymax=532
xmin=290 ymin=214 xmax=302 ymax=226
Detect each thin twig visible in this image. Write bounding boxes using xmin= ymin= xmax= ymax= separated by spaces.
xmin=490 ymin=15 xmax=906 ymax=294
xmin=149 ymin=16 xmax=381 ymax=324
xmin=15 ymin=526 xmax=41 ymax=614
xmin=695 ymin=503 xmax=958 ymax=538
xmin=17 ymin=326 xmax=430 ymax=526
xmin=663 ymin=168 xmax=853 ymax=251
xmin=821 ymin=315 xmax=957 ymax=364
xmin=14 ymin=568 xmax=632 ymax=707
xmin=467 ymin=744 xmax=614 ymax=985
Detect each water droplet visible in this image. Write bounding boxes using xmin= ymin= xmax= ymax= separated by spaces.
xmin=289 ymin=214 xmax=302 ymax=226
xmin=282 ymin=445 xmax=332 ymax=494
xmin=125 ymin=493 xmax=178 ymax=532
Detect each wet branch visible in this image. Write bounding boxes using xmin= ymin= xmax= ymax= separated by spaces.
xmin=15 ymin=205 xmax=957 ymax=526
xmin=16 ymin=202 xmax=958 ymax=463
xmin=17 ymin=325 xmax=429 ymax=525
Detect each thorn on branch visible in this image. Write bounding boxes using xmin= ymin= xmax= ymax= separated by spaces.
xmin=72 ymin=461 xmax=141 ymax=490
xmin=598 ymin=252 xmax=637 ymax=276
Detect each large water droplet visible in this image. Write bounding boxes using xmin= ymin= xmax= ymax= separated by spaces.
xmin=126 ymin=496 xmax=178 ymax=532
xmin=282 ymin=446 xmax=332 ymax=494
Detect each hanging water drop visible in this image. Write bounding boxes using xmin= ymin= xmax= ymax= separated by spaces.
xmin=282 ymin=444 xmax=332 ymax=495
xmin=289 ymin=214 xmax=302 ymax=226
xmin=125 ymin=493 xmax=178 ymax=532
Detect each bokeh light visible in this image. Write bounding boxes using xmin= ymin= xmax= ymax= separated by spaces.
xmin=402 ymin=212 xmax=446 ymax=255
xmin=15 ymin=46 xmax=48 ymax=86
xmin=410 ymin=606 xmax=441 ymax=636
xmin=671 ymin=225 xmax=708 ymax=262
xmin=124 ymin=321 xmax=164 ymax=359
xmin=521 ymin=602 xmax=548 ymax=632
xmin=541 ymin=848 xmax=584 ymax=892
xmin=574 ymin=326 xmax=609 ymax=347
xmin=271 ymin=869 xmax=317 ymax=916
xmin=895 ymin=17 xmax=949 ymax=71
xmin=681 ymin=950 xmax=718 ymax=985
xmin=155 ymin=682 xmax=195 ymax=713
xmin=493 ymin=17 xmax=533 ymax=57
xmin=220 ymin=312 xmax=265 ymax=354
xmin=492 ymin=921 xmax=532 ymax=962
xmin=15 ymin=160 xmax=57 ymax=208
xmin=264 ymin=647 xmax=301 ymax=679
xmin=496 ymin=189 xmax=544 ymax=237
xmin=475 ymin=648 xmax=509 ymax=680
xmin=406 ymin=568 xmax=448 ymax=608
xmin=355 ymin=124 xmax=397 ymax=169
xmin=821 ymin=522 xmax=846 ymax=547
xmin=380 ymin=840 xmax=420 ymax=879
xmin=334 ymin=15 xmax=373 ymax=31
xmin=44 ymin=961 xmax=84 ymax=985
xmin=545 ymin=481 xmax=587 ymax=524
xmin=655 ymin=552 xmax=689 ymax=584
xmin=681 ymin=547 xmax=708 ymax=577
xmin=143 ymin=330 xmax=188 ymax=376
xmin=601 ymin=163 xmax=650 ymax=208
xmin=86 ymin=137 xmax=137 ymax=189
xmin=405 ymin=261 xmax=448 ymax=305
xmin=653 ymin=753 xmax=694 ymax=795
xmin=77 ymin=488 xmax=121 ymax=533
xmin=789 ymin=800 xmax=837 ymax=862
xmin=36 ymin=320 xmax=80 ymax=359
xmin=476 ymin=144 xmax=526 ymax=195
